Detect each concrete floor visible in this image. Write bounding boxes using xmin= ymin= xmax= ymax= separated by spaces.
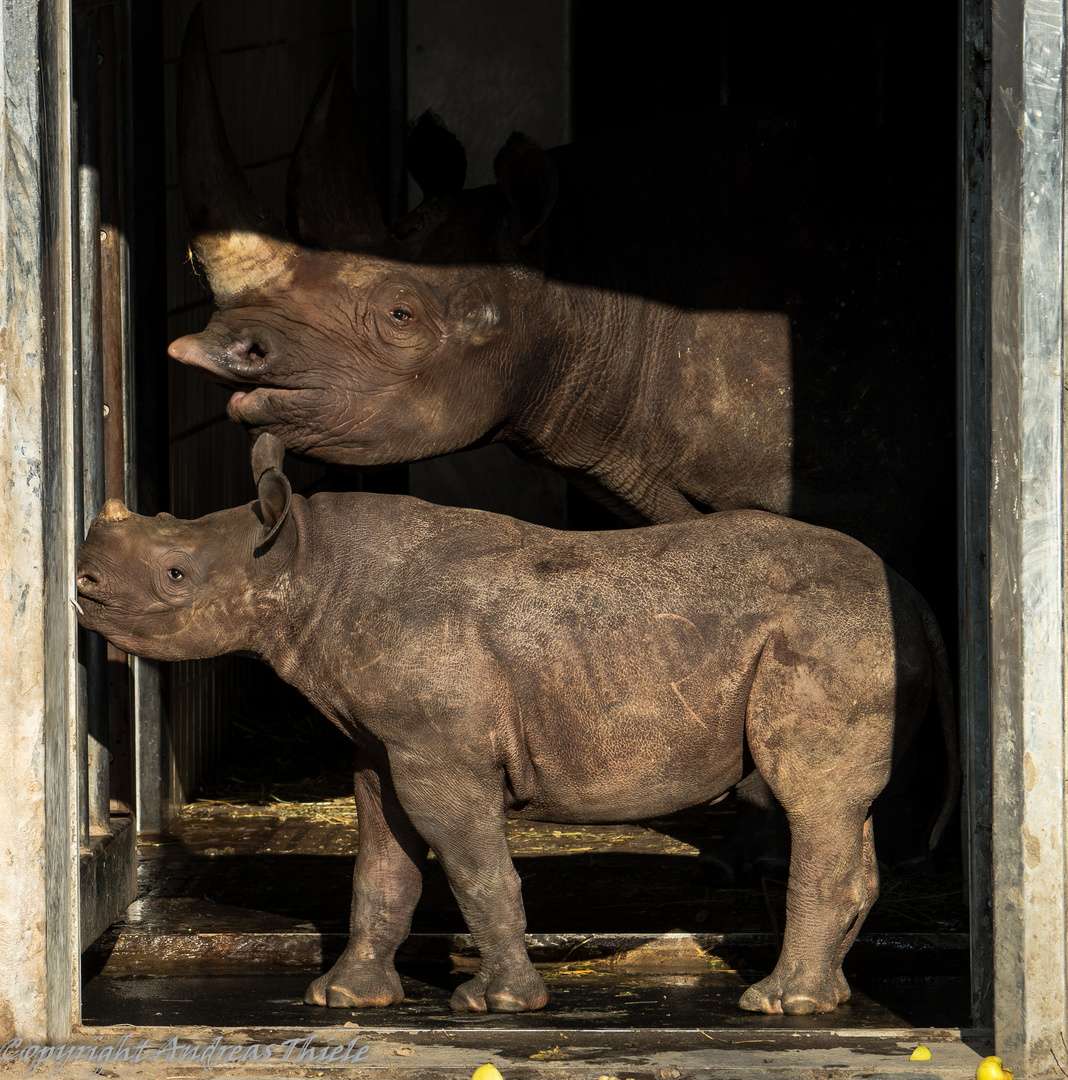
xmin=66 ymin=796 xmax=987 ymax=1080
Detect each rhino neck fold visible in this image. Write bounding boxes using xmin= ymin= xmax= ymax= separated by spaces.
xmin=243 ymin=492 xmax=431 ymax=721
xmin=241 ymin=494 xmax=325 ymax=682
xmin=504 ymin=289 xmax=691 ymax=523
xmin=507 ymin=285 xmax=642 ymax=454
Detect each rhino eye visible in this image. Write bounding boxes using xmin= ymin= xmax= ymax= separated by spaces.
xmin=390 ymin=307 xmax=412 ymax=323
xmin=167 ymin=568 xmax=184 ymax=582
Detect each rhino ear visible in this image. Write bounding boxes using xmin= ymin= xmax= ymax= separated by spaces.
xmin=406 ymin=112 xmax=467 ymax=198
xmin=256 ymin=467 xmax=292 ymax=548
xmin=250 ymin=432 xmax=286 ymax=483
xmin=251 ymin=433 xmax=291 ymax=546
xmin=493 ymin=133 xmax=558 ymax=246
xmin=286 ymin=63 xmax=390 ymax=252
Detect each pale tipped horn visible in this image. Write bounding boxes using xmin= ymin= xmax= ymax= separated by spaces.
xmin=178 ymin=5 xmax=297 ymax=304
xmin=98 ymin=499 xmax=132 ymax=524
xmin=286 ymin=64 xmax=390 ymax=253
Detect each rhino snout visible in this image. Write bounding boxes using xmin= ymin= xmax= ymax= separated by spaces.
xmin=76 ymin=568 xmax=102 ymax=595
xmin=168 ymin=331 xmax=281 ymax=388
xmin=224 ymin=338 xmax=276 ymax=380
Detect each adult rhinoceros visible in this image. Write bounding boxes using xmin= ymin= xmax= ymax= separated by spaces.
xmin=169 ymin=12 xmax=952 ymax=569
xmin=168 ymin=10 xmax=954 ymax=869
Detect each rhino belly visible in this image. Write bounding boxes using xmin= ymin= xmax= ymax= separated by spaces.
xmin=506 ymin=617 xmax=751 ymax=823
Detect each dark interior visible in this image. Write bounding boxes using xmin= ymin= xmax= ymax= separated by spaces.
xmin=83 ymin=0 xmax=966 ymax=1035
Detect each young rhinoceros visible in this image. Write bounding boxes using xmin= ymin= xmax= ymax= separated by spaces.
xmin=76 ymin=434 xmax=956 ymax=1017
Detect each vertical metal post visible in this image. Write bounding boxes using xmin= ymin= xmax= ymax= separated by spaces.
xmin=40 ymin=0 xmax=81 ymax=1043
xmin=124 ymin=0 xmax=167 ymax=835
xmin=958 ymin=0 xmax=993 ymax=1029
xmin=74 ymin=5 xmax=112 ymax=845
xmin=97 ymin=0 xmax=135 ymax=820
xmin=0 ymin=0 xmax=53 ymax=1044
xmin=989 ymin=0 xmax=1068 ymax=1074
xmin=0 ymin=0 xmax=86 ymax=1044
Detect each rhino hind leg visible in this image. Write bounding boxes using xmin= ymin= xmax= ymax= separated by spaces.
xmin=739 ymin=807 xmax=879 ymax=1015
xmin=306 ymin=755 xmax=428 ymax=1009
xmin=442 ymin=836 xmax=548 ymax=1013
xmin=738 ymin=958 xmax=851 ymax=1016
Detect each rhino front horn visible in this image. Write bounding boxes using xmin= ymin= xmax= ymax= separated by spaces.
xmin=178 ymin=4 xmax=298 ymax=304
xmin=97 ymin=499 xmax=132 ymax=524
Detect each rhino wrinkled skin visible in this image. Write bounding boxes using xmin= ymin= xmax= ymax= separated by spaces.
xmin=169 ymin=9 xmax=952 ymax=587
xmin=76 ymin=434 xmax=957 ymax=1016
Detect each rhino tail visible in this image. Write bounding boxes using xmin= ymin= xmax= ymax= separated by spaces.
xmin=919 ymin=601 xmax=961 ymax=851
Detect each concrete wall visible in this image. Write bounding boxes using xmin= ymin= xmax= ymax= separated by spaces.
xmin=0 ymin=0 xmax=79 ymax=1044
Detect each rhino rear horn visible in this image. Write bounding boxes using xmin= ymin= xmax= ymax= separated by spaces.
xmin=286 ymin=64 xmax=390 ymax=253
xmin=406 ymin=112 xmax=468 ymax=199
xmin=178 ymin=4 xmax=296 ymax=304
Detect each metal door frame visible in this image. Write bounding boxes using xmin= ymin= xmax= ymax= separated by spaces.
xmin=974 ymin=0 xmax=1068 ymax=1073
xmin=3 ymin=1 xmax=1067 ymax=1069
xmin=0 ymin=0 xmax=154 ymax=1042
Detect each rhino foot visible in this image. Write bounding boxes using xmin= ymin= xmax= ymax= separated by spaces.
xmin=738 ymin=964 xmax=849 ymax=1015
xmin=304 ymin=962 xmax=404 ymax=1008
xmin=450 ymin=966 xmax=549 ymax=1013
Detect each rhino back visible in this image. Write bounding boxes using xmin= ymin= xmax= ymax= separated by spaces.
xmin=297 ymin=501 xmax=909 ymax=821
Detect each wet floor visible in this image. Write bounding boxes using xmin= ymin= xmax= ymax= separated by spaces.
xmin=81 ymin=797 xmax=971 ymax=1033
xmin=82 ymin=968 xmax=971 ymax=1030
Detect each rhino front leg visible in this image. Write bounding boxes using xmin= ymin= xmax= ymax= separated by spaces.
xmin=445 ymin=852 xmax=549 ymax=1015
xmin=392 ymin=772 xmax=547 ymax=1014
xmin=443 ymin=843 xmax=548 ymax=1014
xmin=305 ymin=755 xmax=429 ymax=1008
xmin=739 ymin=805 xmax=878 ymax=1015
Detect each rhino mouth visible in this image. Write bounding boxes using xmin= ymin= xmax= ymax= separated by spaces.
xmin=226 ymin=383 xmax=329 ymax=428
xmin=179 ymin=358 xmax=261 ymax=395
xmin=227 ymin=386 xmax=275 ymax=424
xmin=210 ymin=354 xmax=305 ymax=400
xmin=73 ymin=584 xmax=108 ymax=632
xmin=205 ymin=369 xmax=258 ymax=393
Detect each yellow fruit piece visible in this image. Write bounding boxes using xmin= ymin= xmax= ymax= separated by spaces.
xmin=910 ymin=1046 xmax=932 ymax=1061
xmin=977 ymin=1055 xmax=1012 ymax=1080
xmin=472 ymin=1066 xmax=504 ymax=1080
